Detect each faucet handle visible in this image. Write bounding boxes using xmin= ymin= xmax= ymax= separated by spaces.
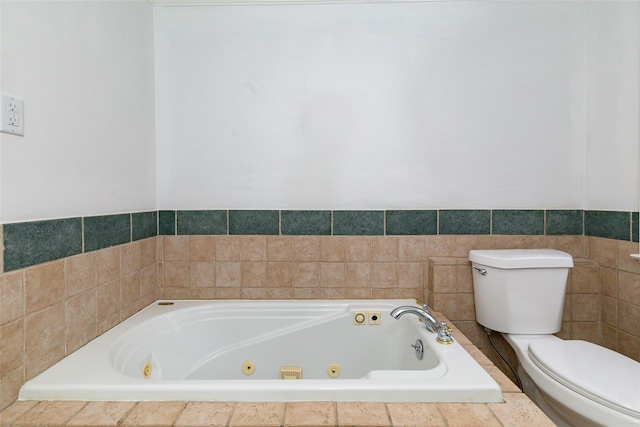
xmin=436 ymin=322 xmax=454 ymax=345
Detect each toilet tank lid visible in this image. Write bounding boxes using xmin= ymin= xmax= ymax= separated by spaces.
xmin=469 ymin=249 xmax=573 ymax=269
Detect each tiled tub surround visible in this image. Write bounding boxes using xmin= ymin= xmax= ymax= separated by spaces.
xmin=1 ymin=208 xmax=640 ymax=416
xmin=0 ymin=238 xmax=159 ymax=410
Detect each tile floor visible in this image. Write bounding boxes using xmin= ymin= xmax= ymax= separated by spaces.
xmin=0 ymin=327 xmax=554 ymax=427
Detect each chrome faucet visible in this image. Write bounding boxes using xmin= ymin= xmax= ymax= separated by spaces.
xmin=390 ymin=304 xmax=453 ymax=345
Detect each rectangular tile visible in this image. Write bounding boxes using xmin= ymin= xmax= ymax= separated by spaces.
xmin=281 ymin=211 xmax=331 ymax=235
xmin=333 ymin=211 xmax=384 ymax=236
xmin=633 ymin=212 xmax=639 ymax=243
xmin=84 ymin=214 xmax=131 ymax=252
xmin=585 ymin=210 xmax=630 ymax=241
xmin=3 ymin=218 xmax=82 ymax=271
xmin=492 ymin=210 xmax=544 ymax=235
xmin=158 ymin=210 xmax=176 ymax=235
xmin=545 ymin=210 xmax=583 ymax=235
xmin=177 ymin=210 xmax=227 ymax=235
xmin=132 ymin=211 xmax=157 ymax=241
xmin=229 ymin=210 xmax=279 ymax=235
xmin=439 ymin=210 xmax=490 ymax=235
xmin=386 ymin=210 xmax=437 ymax=235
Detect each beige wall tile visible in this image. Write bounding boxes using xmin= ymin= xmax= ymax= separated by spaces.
xmin=371 ymin=263 xmax=397 ymax=289
xmin=321 ymin=287 xmax=346 ymax=299
xmin=189 ymin=288 xmax=216 ymax=299
xmin=25 ymin=302 xmax=64 ymax=360
xmin=164 ymin=236 xmax=189 ymax=262
xmin=216 ymin=236 xmax=241 ymax=261
xmin=121 ymin=272 xmax=141 ymax=305
xmin=319 ymin=262 xmax=345 ymax=288
xmin=618 ymin=240 xmax=640 ymax=274
xmin=267 ymin=262 xmax=293 ymax=288
xmin=345 ymin=263 xmax=370 ymax=288
xmin=345 ymin=237 xmax=371 ymax=261
xmin=65 ymin=289 xmax=97 ymax=341
xmin=397 ymin=262 xmax=423 ymax=289
xmin=121 ymin=241 xmax=142 ymax=276
xmin=619 ymin=331 xmax=640 ymax=362
xmin=372 ymin=237 xmax=398 ymax=262
xmin=293 ymin=262 xmax=319 ymax=288
xmin=140 ymin=264 xmax=158 ymax=299
xmin=216 ymin=287 xmax=242 ymax=299
xmin=292 ymin=237 xmax=320 ymax=261
xmin=601 ymin=267 xmax=617 ymax=297
xmin=189 ymin=236 xmax=215 ymax=261
xmin=571 ymin=264 xmax=600 ymax=294
xmin=619 ymin=301 xmax=640 ymax=337
xmin=141 ymin=237 xmax=158 ymax=267
xmin=601 ymin=296 xmax=617 ymax=327
xmin=26 ymin=345 xmax=65 ymax=382
xmin=619 ymin=270 xmax=640 ymax=305
xmin=216 ymin=262 xmax=241 ymax=288
xmin=571 ymin=294 xmax=600 ymax=322
xmin=25 ymin=261 xmax=65 ymax=314
xmin=320 ymin=236 xmax=345 ymax=262
xmin=601 ymin=324 xmax=618 ymax=351
xmin=1 ymin=271 xmax=24 ymax=325
xmin=589 ymin=237 xmax=617 ymax=269
xmin=96 ymin=246 xmax=121 ymax=285
xmin=0 ymin=367 xmax=24 ymax=411
xmin=431 ymin=265 xmax=457 ymax=293
xmin=398 ymin=236 xmax=426 ymax=261
xmin=97 ymin=279 xmax=120 ymax=321
xmin=241 ymin=236 xmax=267 ymax=261
xmin=0 ymin=319 xmax=23 ymax=377
xmin=164 ymin=262 xmax=189 ymax=288
xmin=65 ymin=252 xmax=96 ymax=297
xmin=241 ymin=262 xmax=267 ymax=287
xmin=571 ymin=322 xmax=601 ymax=343
xmin=424 ymin=235 xmax=452 ymax=257
xmin=190 ymin=262 xmax=215 ymax=288
xmin=267 ymin=236 xmax=292 ymax=262
xmin=556 ymin=235 xmax=588 ymax=258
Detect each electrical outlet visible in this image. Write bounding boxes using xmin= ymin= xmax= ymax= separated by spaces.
xmin=1 ymin=92 xmax=24 ymax=136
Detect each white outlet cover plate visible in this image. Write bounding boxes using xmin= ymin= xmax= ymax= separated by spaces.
xmin=1 ymin=92 xmax=24 ymax=136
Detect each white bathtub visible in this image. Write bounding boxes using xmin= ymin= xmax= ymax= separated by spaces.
xmin=19 ymin=299 xmax=502 ymax=402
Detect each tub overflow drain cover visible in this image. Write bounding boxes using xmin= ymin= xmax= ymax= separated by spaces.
xmin=142 ymin=362 xmax=152 ymax=379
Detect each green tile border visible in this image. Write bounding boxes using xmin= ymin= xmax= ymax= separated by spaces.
xmin=177 ymin=210 xmax=227 ymax=235
xmin=492 ymin=210 xmax=544 ymax=235
xmin=3 ymin=218 xmax=82 ymax=272
xmin=281 ymin=211 xmax=331 ymax=235
xmin=229 ymin=210 xmax=279 ymax=235
xmin=386 ymin=210 xmax=437 ymax=235
xmin=584 ymin=210 xmax=631 ymax=241
xmin=333 ymin=211 xmax=384 ymax=236
xmin=84 ymin=214 xmax=131 ymax=252
xmin=3 ymin=208 xmax=637 ymax=272
xmin=439 ymin=210 xmax=490 ymax=235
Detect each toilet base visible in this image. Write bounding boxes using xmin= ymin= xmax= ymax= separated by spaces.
xmin=504 ymin=334 xmax=640 ymax=427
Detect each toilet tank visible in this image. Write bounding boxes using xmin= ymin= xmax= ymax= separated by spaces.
xmin=469 ymin=249 xmax=573 ymax=334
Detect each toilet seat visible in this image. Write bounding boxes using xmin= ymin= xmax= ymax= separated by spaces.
xmin=529 ymin=339 xmax=640 ymax=419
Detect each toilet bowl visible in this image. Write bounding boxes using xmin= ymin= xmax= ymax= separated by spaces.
xmin=470 ymin=249 xmax=640 ymax=427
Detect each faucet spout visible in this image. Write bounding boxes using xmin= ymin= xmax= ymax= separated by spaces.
xmin=390 ymin=303 xmax=453 ymax=344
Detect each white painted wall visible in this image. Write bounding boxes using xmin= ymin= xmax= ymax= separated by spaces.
xmin=0 ymin=1 xmax=156 ymax=223
xmin=584 ymin=1 xmax=640 ymax=212
xmin=155 ymin=2 xmax=593 ymax=210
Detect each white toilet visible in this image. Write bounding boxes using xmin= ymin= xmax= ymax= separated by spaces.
xmin=469 ymin=249 xmax=640 ymax=427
